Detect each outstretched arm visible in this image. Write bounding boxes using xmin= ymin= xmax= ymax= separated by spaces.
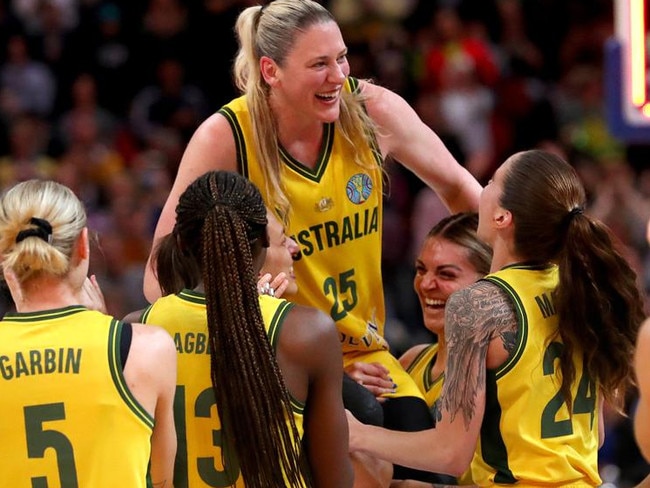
xmin=348 ymin=282 xmax=516 ymax=476
xmin=362 ymin=81 xmax=482 ymax=213
xmin=144 ymin=112 xmax=238 ymax=302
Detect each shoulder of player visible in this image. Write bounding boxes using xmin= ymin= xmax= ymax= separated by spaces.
xmin=278 ymin=304 xmax=341 ymax=367
xmin=399 ymin=344 xmax=431 ymax=370
xmin=130 ymin=322 xmax=177 ymax=360
xmin=180 ymin=111 xmax=238 ymax=171
xmin=281 ymin=304 xmax=337 ymax=344
xmin=358 ymin=80 xmax=404 ymax=120
xmin=445 ymin=280 xmax=516 ymax=336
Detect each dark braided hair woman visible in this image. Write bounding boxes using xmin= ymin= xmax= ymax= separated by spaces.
xmin=138 ymin=170 xmax=353 ymax=488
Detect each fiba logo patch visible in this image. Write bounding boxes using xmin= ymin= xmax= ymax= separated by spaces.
xmin=346 ymin=173 xmax=373 ymax=204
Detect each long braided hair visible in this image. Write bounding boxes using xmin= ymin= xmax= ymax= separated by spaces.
xmin=172 ymin=170 xmax=308 ymax=487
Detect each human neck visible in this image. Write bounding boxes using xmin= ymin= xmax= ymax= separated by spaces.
xmin=271 ymin=102 xmax=324 ymax=168
xmin=488 ymin=240 xmax=523 ymax=273
xmin=13 ymin=278 xmax=81 ymax=313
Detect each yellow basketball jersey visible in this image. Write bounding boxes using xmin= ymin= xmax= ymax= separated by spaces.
xmin=219 ymin=78 xmax=388 ymax=355
xmin=405 ymin=343 xmax=443 ymax=408
xmin=469 ymin=264 xmax=601 ymax=486
xmin=141 ymin=290 xmax=305 ymax=488
xmin=0 ymin=306 xmax=153 ymax=488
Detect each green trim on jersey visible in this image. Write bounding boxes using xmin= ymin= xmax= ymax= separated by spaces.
xmin=218 ymin=105 xmax=248 ymax=177
xmin=3 ymin=305 xmax=88 ymax=322
xmin=406 ymin=343 xmax=443 ymax=392
xmin=140 ymin=304 xmax=154 ymax=324
xmin=219 ymin=77 xmax=389 ymax=357
xmin=108 ymin=320 xmax=154 ymax=429
xmin=178 ymin=289 xmax=207 ymax=304
xmin=290 ymin=396 xmax=306 ymax=415
xmin=481 ymin=275 xmax=528 ymax=380
xmin=469 ymin=263 xmax=600 ymax=486
xmin=260 ymin=296 xmax=305 ymax=410
xmin=266 ymin=300 xmax=295 ymax=351
xmin=280 ymin=123 xmax=334 ymax=182
xmin=143 ymin=291 xmax=307 ymax=488
xmin=0 ymin=307 xmax=153 ymax=486
xmin=405 ymin=344 xmax=433 ymax=375
xmin=219 ymin=76 xmax=383 ymax=182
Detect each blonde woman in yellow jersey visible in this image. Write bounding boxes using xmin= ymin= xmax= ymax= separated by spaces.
xmin=145 ymin=170 xmax=352 ymax=488
xmin=143 ymin=1 xmax=480 ymax=481
xmin=349 ymin=150 xmax=645 ymax=486
xmin=0 ymin=179 xmax=177 ymax=488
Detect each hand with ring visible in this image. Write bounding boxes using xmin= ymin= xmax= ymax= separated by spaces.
xmin=257 ymin=272 xmax=289 ymax=297
xmin=258 ymin=281 xmax=275 ymax=296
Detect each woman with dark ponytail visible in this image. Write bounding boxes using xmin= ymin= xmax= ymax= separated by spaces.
xmin=348 ymin=149 xmax=645 ymax=486
xmin=142 ymin=170 xmax=353 ymax=488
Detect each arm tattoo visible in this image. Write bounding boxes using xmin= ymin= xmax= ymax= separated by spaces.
xmin=500 ymin=329 xmax=517 ymax=355
xmin=437 ymin=281 xmax=517 ymax=430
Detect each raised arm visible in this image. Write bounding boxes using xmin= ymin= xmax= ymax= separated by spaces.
xmin=280 ymin=305 xmax=354 ymax=488
xmin=362 ymin=81 xmax=482 ymax=213
xmin=635 ymin=318 xmax=650 ymax=462
xmin=144 ymin=113 xmax=238 ymax=302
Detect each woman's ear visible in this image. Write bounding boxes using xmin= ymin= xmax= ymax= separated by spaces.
xmin=76 ymin=227 xmax=90 ymax=261
xmin=260 ymin=56 xmax=279 ymax=86
xmin=494 ymin=209 xmax=512 ymax=229
xmin=3 ymin=267 xmax=23 ymax=305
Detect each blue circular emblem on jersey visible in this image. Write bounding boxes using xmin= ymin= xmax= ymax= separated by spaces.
xmin=346 ymin=173 xmax=373 ymax=204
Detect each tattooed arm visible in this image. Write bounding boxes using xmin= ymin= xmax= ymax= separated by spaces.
xmin=347 ymin=281 xmax=517 ymax=476
xmin=435 ymin=281 xmax=517 ymax=427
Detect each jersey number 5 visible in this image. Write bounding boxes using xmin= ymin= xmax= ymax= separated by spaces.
xmin=24 ymin=402 xmax=79 ymax=488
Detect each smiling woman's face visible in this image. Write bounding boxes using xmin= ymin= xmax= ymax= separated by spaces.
xmin=261 ymin=211 xmax=299 ymax=296
xmin=414 ymin=236 xmax=483 ymax=335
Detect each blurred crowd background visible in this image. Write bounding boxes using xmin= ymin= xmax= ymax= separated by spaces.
xmin=0 ymin=0 xmax=649 ymax=484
